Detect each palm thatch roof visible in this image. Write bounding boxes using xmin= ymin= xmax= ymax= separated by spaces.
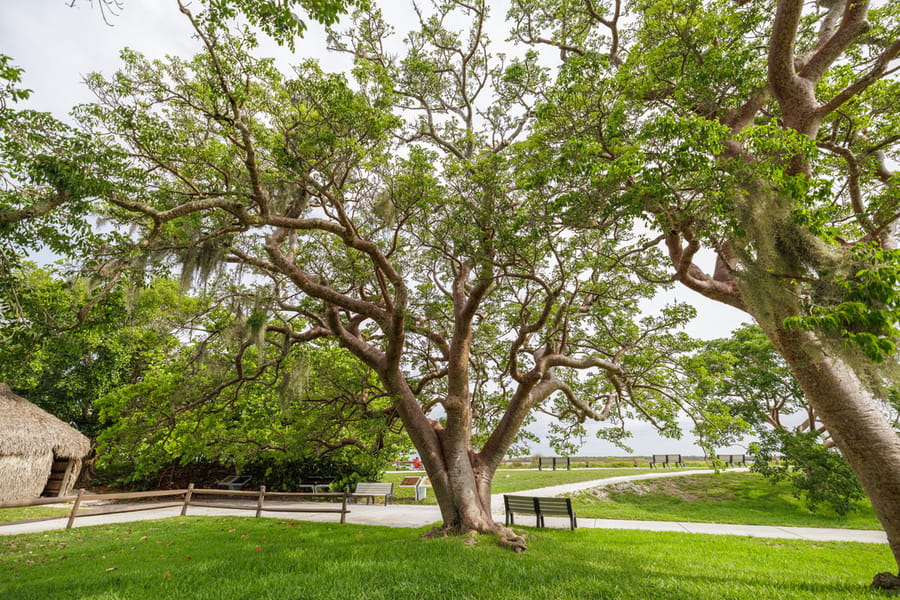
xmin=0 ymin=382 xmax=91 ymax=459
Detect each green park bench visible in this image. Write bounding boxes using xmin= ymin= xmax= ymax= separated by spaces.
xmin=503 ymin=495 xmax=577 ymax=530
xmin=649 ymin=454 xmax=685 ymax=468
xmin=716 ymin=454 xmax=752 ymax=467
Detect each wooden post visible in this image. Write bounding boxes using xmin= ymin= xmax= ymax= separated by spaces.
xmin=181 ymin=483 xmax=194 ymax=516
xmin=340 ymin=490 xmax=348 ymax=524
xmin=66 ymin=488 xmax=84 ymax=529
xmin=255 ymin=485 xmax=266 ymax=518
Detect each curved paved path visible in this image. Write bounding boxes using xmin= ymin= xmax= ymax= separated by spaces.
xmin=0 ymin=469 xmax=887 ymax=544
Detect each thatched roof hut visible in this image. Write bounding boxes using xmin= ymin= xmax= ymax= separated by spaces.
xmin=0 ymin=383 xmax=91 ymax=502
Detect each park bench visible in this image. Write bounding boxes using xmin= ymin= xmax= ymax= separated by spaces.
xmin=716 ymin=454 xmax=751 ymax=467
xmin=399 ymin=476 xmax=427 ymax=501
xmin=215 ymin=475 xmax=252 ymax=490
xmin=297 ymin=483 xmax=332 ymax=493
xmin=649 ymin=454 xmax=685 ymax=468
xmin=351 ymin=482 xmax=394 ymax=505
xmin=297 ymin=477 xmax=334 ymax=494
xmin=537 ymin=456 xmax=571 ymax=471
xmin=503 ymin=495 xmax=577 ymax=530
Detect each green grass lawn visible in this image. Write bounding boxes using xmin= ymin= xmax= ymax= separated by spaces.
xmin=571 ymin=472 xmax=883 ymax=530
xmin=382 ymin=467 xmax=667 ymax=503
xmin=0 ymin=505 xmax=71 ymax=523
xmin=0 ymin=516 xmax=893 ymax=599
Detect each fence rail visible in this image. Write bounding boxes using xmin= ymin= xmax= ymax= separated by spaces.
xmin=0 ymin=485 xmax=351 ymax=529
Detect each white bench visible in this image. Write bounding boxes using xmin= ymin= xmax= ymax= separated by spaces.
xmin=399 ymin=476 xmax=427 ymax=501
xmin=351 ymin=482 xmax=394 ymax=505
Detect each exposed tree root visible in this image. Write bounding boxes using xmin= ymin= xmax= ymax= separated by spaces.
xmin=420 ymin=526 xmax=449 ymax=539
xmin=871 ymin=572 xmax=900 ymax=590
xmin=497 ymin=526 xmax=527 ymax=553
xmin=419 ymin=524 xmax=527 ymax=552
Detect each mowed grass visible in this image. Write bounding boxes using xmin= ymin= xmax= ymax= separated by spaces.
xmin=0 ymin=516 xmax=893 ymax=600
xmin=0 ymin=505 xmax=71 ymax=523
xmin=382 ymin=467 xmax=666 ymax=503
xmin=572 ymin=472 xmax=883 ymax=530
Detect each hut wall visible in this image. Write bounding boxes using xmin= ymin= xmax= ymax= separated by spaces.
xmin=0 ymin=452 xmax=53 ymax=502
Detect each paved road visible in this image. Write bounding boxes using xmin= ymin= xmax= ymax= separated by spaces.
xmin=0 ymin=470 xmax=888 ymax=544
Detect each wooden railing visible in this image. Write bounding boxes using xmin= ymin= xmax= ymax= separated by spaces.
xmin=0 ymin=485 xmax=350 ymax=529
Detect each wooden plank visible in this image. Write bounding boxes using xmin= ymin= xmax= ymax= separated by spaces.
xmin=76 ymin=502 xmax=184 ymax=517
xmin=0 ymin=495 xmax=78 ymax=509
xmin=185 ymin=501 xmax=258 ymax=511
xmin=190 ymin=488 xmax=262 ymax=497
xmin=256 ymin=506 xmax=345 ymax=514
xmin=78 ymin=489 xmax=187 ymax=502
xmin=256 ymin=486 xmax=266 ymax=518
xmin=259 ymin=491 xmax=345 ymax=499
xmin=66 ymin=489 xmax=84 ymax=529
xmin=181 ymin=483 xmax=194 ymax=516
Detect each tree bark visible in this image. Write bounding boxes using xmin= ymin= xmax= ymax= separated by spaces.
xmin=760 ymin=322 xmax=900 ymax=577
xmin=382 ymin=370 xmax=504 ymax=535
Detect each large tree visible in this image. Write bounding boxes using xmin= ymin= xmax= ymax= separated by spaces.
xmin=511 ymin=0 xmax=900 ymax=584
xmin=71 ymin=0 xmax=696 ymax=547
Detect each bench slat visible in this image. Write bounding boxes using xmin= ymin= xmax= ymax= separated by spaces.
xmin=351 ymin=482 xmax=394 ymax=506
xmin=503 ymin=495 xmax=576 ymax=530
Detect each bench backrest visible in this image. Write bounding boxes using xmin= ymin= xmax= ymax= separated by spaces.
xmin=354 ymin=482 xmax=393 ymax=495
xmin=651 ymin=454 xmax=667 ymax=462
xmin=505 ymin=495 xmax=539 ymax=514
xmin=535 ymin=497 xmax=573 ymax=516
xmin=504 ymin=495 xmax=573 ymax=516
xmin=667 ymin=454 xmax=682 ymax=462
xmin=716 ymin=454 xmax=748 ymax=463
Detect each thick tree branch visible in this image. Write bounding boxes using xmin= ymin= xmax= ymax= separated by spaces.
xmin=818 ymin=38 xmax=900 ymax=118
xmin=0 ymin=190 xmax=69 ymax=224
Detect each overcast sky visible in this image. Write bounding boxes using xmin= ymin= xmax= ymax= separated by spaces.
xmin=2 ymin=1 xmax=750 ymax=456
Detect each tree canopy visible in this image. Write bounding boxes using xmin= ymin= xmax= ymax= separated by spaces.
xmin=512 ymin=0 xmax=900 ymax=582
xmin=3 ymin=0 xmax=900 ymax=582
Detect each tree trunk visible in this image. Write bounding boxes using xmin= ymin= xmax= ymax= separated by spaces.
xmin=382 ymin=373 xmax=524 ymax=546
xmin=427 ymin=442 xmax=497 ymax=533
xmin=763 ymin=323 xmax=900 ymax=578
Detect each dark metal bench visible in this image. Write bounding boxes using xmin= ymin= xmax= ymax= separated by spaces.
xmin=716 ymin=454 xmax=751 ymax=467
xmin=537 ymin=457 xmax=571 ymax=471
xmin=351 ymin=482 xmax=394 ymax=505
xmin=649 ymin=454 xmax=685 ymax=468
xmin=503 ymin=495 xmax=577 ymax=530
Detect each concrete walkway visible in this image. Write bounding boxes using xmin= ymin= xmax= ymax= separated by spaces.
xmin=0 ymin=470 xmax=887 ymax=545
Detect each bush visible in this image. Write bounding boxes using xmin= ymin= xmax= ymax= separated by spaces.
xmin=751 ymin=430 xmax=864 ymax=515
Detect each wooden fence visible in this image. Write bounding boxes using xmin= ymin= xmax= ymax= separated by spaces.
xmin=0 ymin=485 xmax=350 ymax=529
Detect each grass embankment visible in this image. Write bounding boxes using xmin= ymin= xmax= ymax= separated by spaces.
xmin=1 ymin=517 xmax=892 ymax=600
xmin=572 ymin=472 xmax=883 ymax=530
xmin=382 ymin=467 xmax=667 ymax=504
